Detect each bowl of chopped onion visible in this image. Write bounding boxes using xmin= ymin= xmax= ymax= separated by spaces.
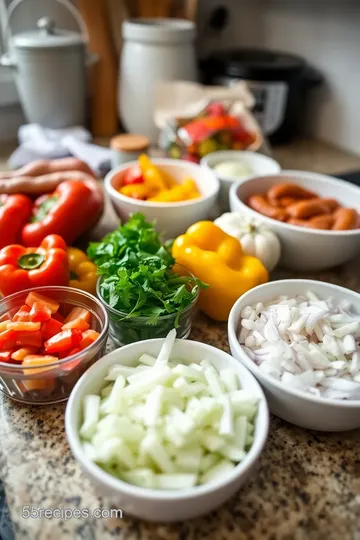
xmin=228 ymin=279 xmax=360 ymax=431
xmin=65 ymin=330 xmax=268 ymax=522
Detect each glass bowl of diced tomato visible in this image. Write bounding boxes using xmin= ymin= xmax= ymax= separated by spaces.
xmin=0 ymin=286 xmax=109 ymax=405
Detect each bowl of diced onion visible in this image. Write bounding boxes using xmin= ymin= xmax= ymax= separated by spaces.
xmin=65 ymin=330 xmax=268 ymax=522
xmin=228 ymin=279 xmax=360 ymax=431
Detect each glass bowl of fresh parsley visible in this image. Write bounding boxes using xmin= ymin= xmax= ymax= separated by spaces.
xmin=89 ymin=214 xmax=205 ymax=346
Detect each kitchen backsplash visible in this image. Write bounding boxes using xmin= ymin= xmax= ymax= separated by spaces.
xmin=198 ymin=0 xmax=360 ymax=155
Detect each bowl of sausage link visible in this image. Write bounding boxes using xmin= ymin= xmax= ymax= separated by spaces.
xmin=229 ymin=170 xmax=360 ymax=271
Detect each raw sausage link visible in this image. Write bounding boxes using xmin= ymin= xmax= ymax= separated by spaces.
xmin=288 ymin=215 xmax=334 ymax=229
xmin=286 ymin=198 xmax=339 ymax=219
xmin=0 ymin=158 xmax=96 ymax=180
xmin=306 ymin=215 xmax=334 ymax=229
xmin=268 ymin=183 xmax=316 ymax=204
xmin=332 ymin=208 xmax=358 ymax=230
xmin=0 ymin=171 xmax=102 ymax=195
xmin=277 ymin=196 xmax=299 ymax=207
xmin=248 ymin=195 xmax=287 ymax=221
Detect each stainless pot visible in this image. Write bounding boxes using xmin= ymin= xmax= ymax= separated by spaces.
xmin=0 ymin=0 xmax=96 ymax=129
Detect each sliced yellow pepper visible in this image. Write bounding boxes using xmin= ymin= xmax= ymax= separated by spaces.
xmin=138 ymin=154 xmax=168 ymax=191
xmin=172 ymin=221 xmax=269 ymax=321
xmin=148 ymin=179 xmax=201 ymax=203
xmin=68 ymin=247 xmax=98 ymax=295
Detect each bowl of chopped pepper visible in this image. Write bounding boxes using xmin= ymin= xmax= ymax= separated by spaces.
xmin=105 ymin=156 xmax=219 ymax=239
xmin=0 ymin=287 xmax=109 ymax=405
xmin=89 ymin=214 xmax=205 ymax=346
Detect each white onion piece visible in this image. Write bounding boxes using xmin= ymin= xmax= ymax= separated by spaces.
xmin=238 ymin=292 xmax=360 ymax=400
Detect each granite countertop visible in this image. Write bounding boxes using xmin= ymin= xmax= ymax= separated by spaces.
xmin=1 ymin=139 xmax=360 ymax=540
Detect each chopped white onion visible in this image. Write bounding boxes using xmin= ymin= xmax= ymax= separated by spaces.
xmin=238 ymin=292 xmax=360 ymax=400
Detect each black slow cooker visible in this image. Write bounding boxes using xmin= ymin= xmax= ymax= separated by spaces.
xmin=201 ymin=48 xmax=323 ymax=144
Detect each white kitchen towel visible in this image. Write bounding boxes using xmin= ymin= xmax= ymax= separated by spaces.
xmin=8 ymin=124 xmax=113 ymax=175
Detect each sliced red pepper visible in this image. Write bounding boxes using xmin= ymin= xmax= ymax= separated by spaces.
xmin=44 ymin=328 xmax=82 ymax=354
xmin=0 ymin=194 xmax=33 ymax=249
xmin=41 ymin=318 xmax=63 ymax=341
xmin=29 ymin=301 xmax=52 ymax=323
xmin=15 ymin=331 xmax=42 ymax=348
xmin=12 ymin=305 xmax=31 ymax=322
xmin=64 ymin=307 xmax=91 ymax=324
xmin=0 ymin=329 xmax=17 ymax=351
xmin=25 ymin=292 xmax=59 ymax=314
xmin=80 ymin=329 xmax=100 ymax=350
xmin=52 ymin=312 xmax=65 ymax=323
xmin=62 ymin=318 xmax=90 ymax=331
xmin=7 ymin=321 xmax=41 ymax=332
xmin=0 ymin=350 xmax=14 ymax=362
xmin=22 ymin=180 xmax=103 ymax=246
xmin=0 ymin=321 xmax=8 ymax=333
xmin=11 ymin=347 xmax=39 ymax=361
xmin=122 ymin=165 xmax=144 ymax=186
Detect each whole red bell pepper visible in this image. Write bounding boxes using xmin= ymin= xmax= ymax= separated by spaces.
xmin=0 ymin=194 xmax=33 ymax=249
xmin=21 ymin=180 xmax=103 ymax=247
xmin=0 ymin=234 xmax=69 ymax=297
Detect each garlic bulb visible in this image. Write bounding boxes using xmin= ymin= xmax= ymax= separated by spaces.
xmin=214 ymin=213 xmax=281 ymax=271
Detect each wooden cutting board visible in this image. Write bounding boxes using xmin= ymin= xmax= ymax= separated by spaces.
xmin=78 ymin=0 xmax=118 ymax=137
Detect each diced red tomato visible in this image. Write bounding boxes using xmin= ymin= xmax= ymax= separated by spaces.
xmin=0 ymin=350 xmax=14 ymax=362
xmin=52 ymin=312 xmax=65 ymax=323
xmin=15 ymin=331 xmax=42 ymax=348
xmin=122 ymin=165 xmax=144 ymax=186
xmin=64 ymin=307 xmax=91 ymax=324
xmin=80 ymin=329 xmax=100 ymax=350
xmin=11 ymin=347 xmax=38 ymax=361
xmin=25 ymin=292 xmax=59 ymax=314
xmin=7 ymin=321 xmax=41 ymax=332
xmin=12 ymin=305 xmax=31 ymax=322
xmin=41 ymin=318 xmax=63 ymax=341
xmin=0 ymin=329 xmax=17 ymax=351
xmin=62 ymin=318 xmax=90 ymax=331
xmin=44 ymin=329 xmax=82 ymax=354
xmin=29 ymin=302 xmax=52 ymax=323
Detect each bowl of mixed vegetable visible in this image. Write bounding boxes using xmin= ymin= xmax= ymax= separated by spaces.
xmin=0 ymin=287 xmax=109 ymax=404
xmin=104 ymin=156 xmax=219 ymax=239
xmin=65 ymin=330 xmax=269 ymax=521
xmin=89 ymin=214 xmax=204 ymax=346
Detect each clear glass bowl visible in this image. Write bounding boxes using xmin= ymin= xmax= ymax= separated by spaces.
xmin=96 ymin=271 xmax=199 ymax=346
xmin=0 ymin=287 xmax=109 ymax=405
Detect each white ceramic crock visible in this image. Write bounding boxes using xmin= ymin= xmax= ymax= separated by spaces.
xmin=120 ymin=18 xmax=198 ymax=143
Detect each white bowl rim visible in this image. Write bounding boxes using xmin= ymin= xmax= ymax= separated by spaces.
xmin=105 ymin=158 xmax=220 ymax=209
xmin=200 ymin=151 xmax=281 ymax=184
xmin=66 ymin=338 xmax=269 ymax=501
xmin=229 ymin=169 xmax=360 ymax=236
xmin=228 ymin=278 xmax=360 ymax=408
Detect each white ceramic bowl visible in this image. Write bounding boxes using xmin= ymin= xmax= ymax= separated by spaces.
xmin=65 ymin=338 xmax=269 ymax=522
xmin=228 ymin=279 xmax=360 ymax=431
xmin=229 ymin=170 xmax=360 ymax=271
xmin=105 ymin=158 xmax=220 ymax=239
xmin=201 ymin=150 xmax=281 ymax=212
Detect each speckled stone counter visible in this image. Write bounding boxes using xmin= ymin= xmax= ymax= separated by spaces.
xmin=1 ymin=139 xmax=360 ymax=540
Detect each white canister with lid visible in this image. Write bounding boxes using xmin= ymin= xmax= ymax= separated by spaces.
xmin=120 ymin=19 xmax=198 ymax=144
xmin=0 ymin=0 xmax=95 ymax=128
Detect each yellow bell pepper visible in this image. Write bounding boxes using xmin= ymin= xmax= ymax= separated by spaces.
xmin=172 ymin=221 xmax=268 ymax=321
xmin=138 ymin=154 xmax=168 ymax=191
xmin=67 ymin=247 xmax=98 ymax=295
xmin=148 ymin=179 xmax=201 ymax=202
